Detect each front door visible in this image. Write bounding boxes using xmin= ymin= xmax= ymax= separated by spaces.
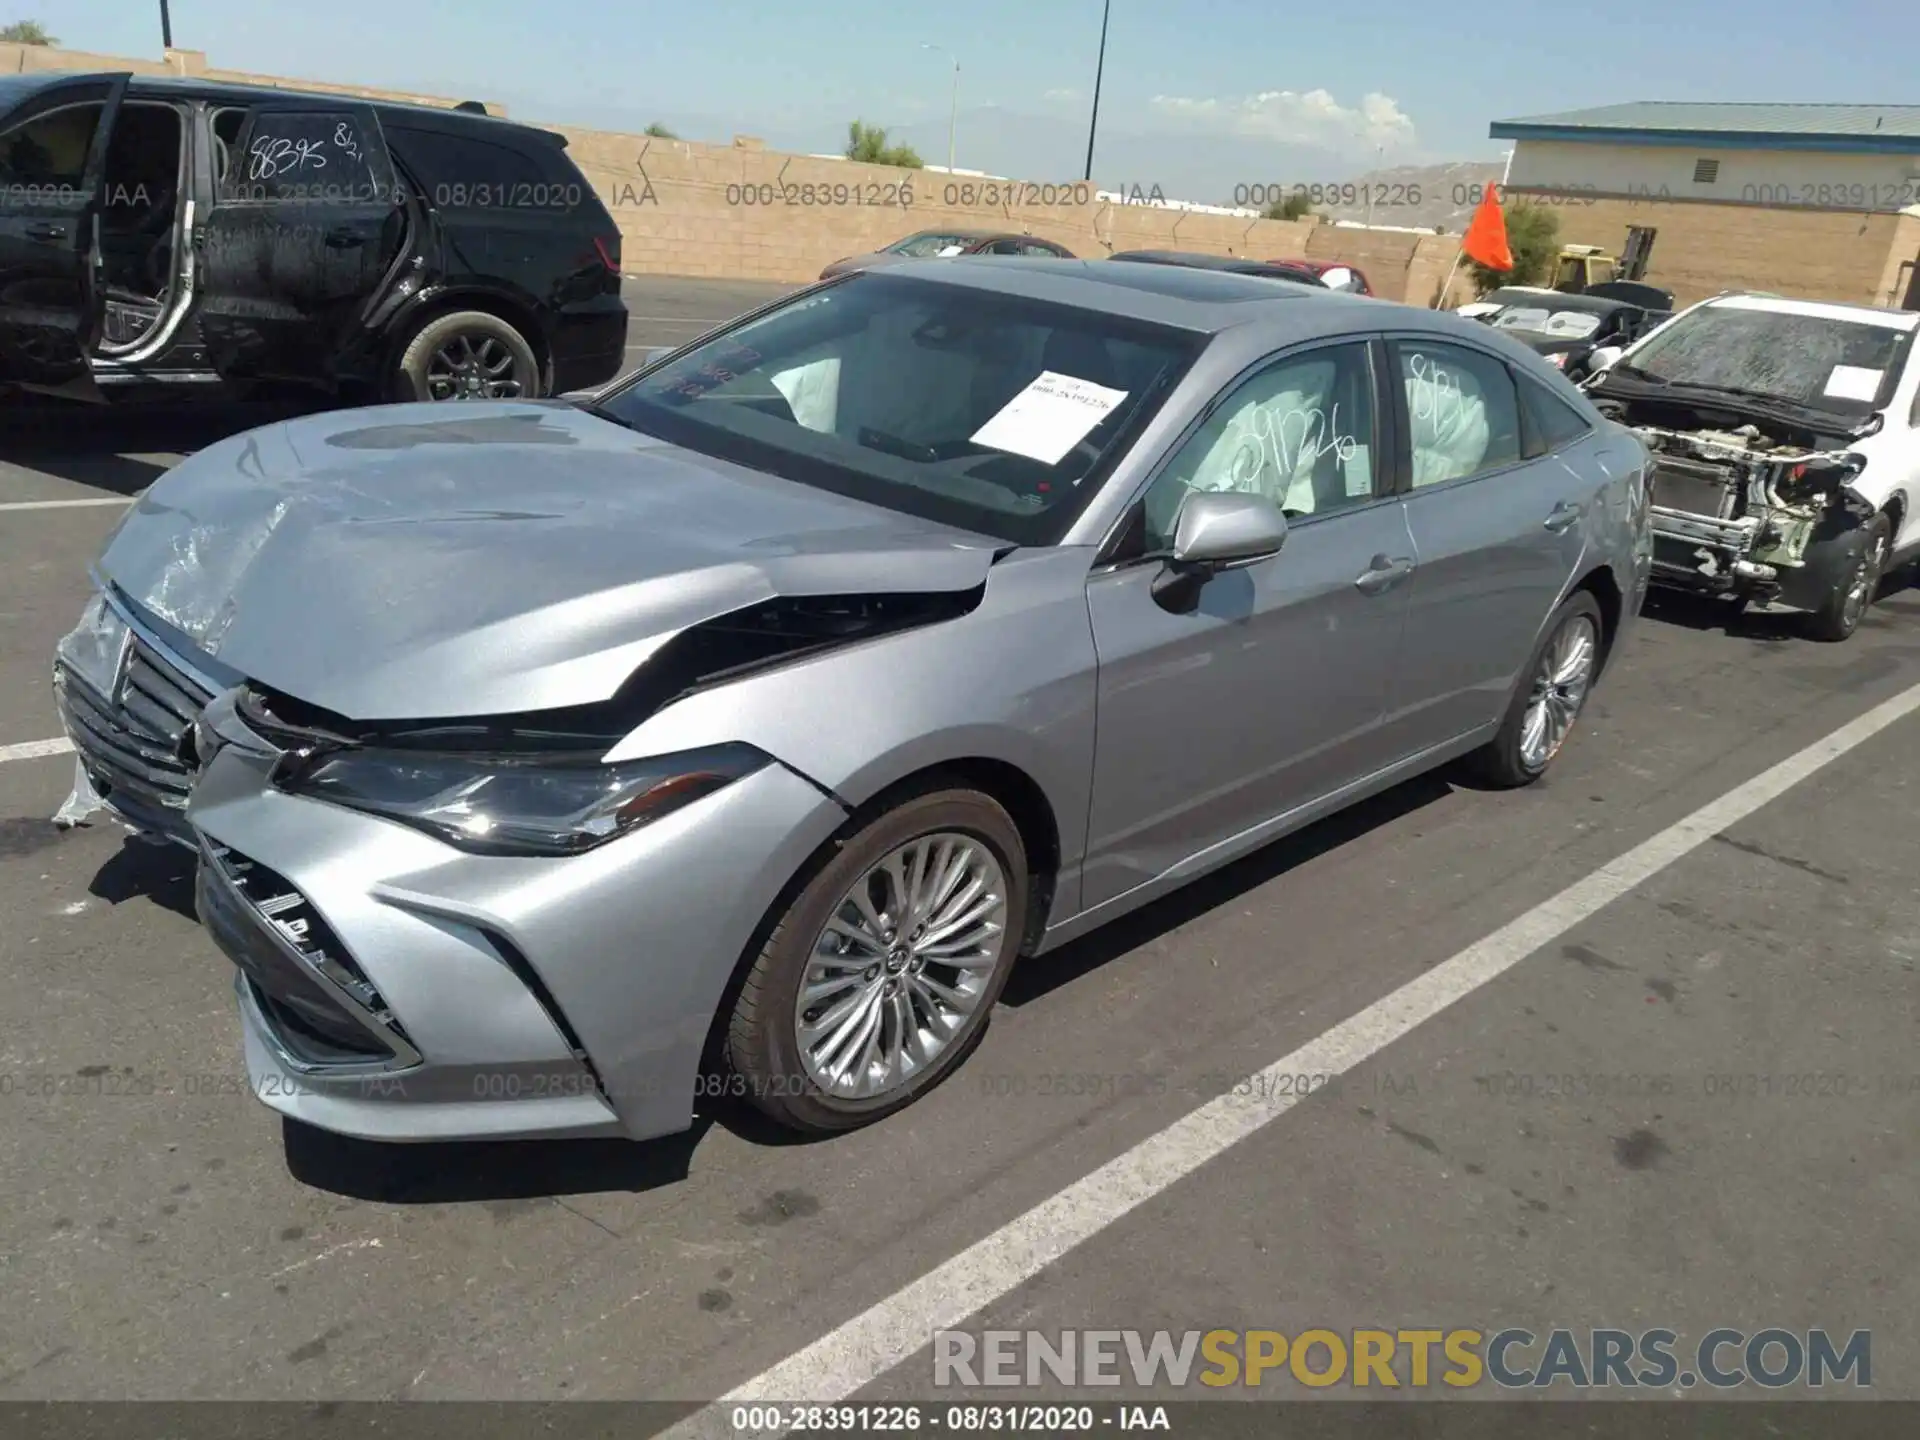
xmin=0 ymin=73 xmax=129 ymax=392
xmin=1081 ymin=338 xmax=1417 ymax=909
xmin=1380 ymin=335 xmax=1595 ymax=751
xmin=195 ymin=101 xmax=408 ymax=386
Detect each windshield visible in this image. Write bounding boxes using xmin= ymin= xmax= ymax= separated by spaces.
xmin=593 ymin=272 xmax=1205 ymax=545
xmin=1623 ymin=302 xmax=1912 ymax=412
xmin=889 ymin=233 xmax=977 ymax=257
xmin=1489 ymin=306 xmax=1603 ymax=340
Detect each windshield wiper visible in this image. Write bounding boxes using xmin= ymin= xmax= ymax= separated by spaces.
xmin=1608 ymin=361 xmax=1666 ymax=384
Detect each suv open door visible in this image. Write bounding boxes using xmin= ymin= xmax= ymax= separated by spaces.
xmin=196 ymin=100 xmax=411 ymax=387
xmin=0 ymin=72 xmax=130 ymax=394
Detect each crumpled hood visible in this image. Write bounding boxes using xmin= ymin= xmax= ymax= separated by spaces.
xmin=99 ymin=400 xmax=999 ymax=720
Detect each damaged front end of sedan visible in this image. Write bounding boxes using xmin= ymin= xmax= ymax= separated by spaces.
xmin=53 ymin=582 xmax=984 ymax=850
xmin=1592 ymin=394 xmax=1877 ymax=612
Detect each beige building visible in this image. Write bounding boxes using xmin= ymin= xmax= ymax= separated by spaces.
xmin=1490 ymin=102 xmax=1920 ymax=309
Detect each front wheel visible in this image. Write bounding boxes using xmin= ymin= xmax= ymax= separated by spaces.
xmin=1468 ymin=591 xmax=1604 ymax=788
xmin=391 ymin=310 xmax=542 ymax=402
xmin=725 ymin=789 xmax=1028 ymax=1134
xmin=1804 ymin=512 xmax=1889 ymax=643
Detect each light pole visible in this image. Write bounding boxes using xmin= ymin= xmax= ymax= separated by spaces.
xmin=923 ymin=44 xmax=958 ymax=173
xmin=1083 ymin=0 xmax=1110 ymax=182
xmin=159 ymin=0 xmax=173 ymax=48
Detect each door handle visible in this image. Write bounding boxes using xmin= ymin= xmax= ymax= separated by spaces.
xmin=323 ymin=228 xmax=365 ymax=249
xmin=1543 ymin=500 xmax=1585 ymax=533
xmin=25 ymin=222 xmax=67 ymax=242
xmin=1353 ymin=554 xmax=1415 ymax=596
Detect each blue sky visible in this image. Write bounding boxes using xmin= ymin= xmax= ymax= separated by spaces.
xmin=25 ymin=0 xmax=1917 ymax=199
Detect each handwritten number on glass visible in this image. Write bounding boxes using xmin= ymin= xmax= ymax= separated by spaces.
xmin=247 ymin=134 xmax=329 ymax=180
xmin=1406 ymin=352 xmax=1466 ymax=440
xmin=333 ymin=122 xmax=363 ymax=162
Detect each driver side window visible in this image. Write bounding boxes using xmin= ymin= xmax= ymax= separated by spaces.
xmin=1140 ymin=342 xmax=1378 ymax=550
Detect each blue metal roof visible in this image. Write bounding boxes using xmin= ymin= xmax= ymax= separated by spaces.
xmin=1490 ymin=103 xmax=1920 ymax=154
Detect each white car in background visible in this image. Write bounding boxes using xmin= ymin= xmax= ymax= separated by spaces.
xmin=1582 ymin=293 xmax=1920 ymax=640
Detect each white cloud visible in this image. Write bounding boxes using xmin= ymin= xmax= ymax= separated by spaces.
xmin=1149 ymin=88 xmax=1417 ymax=151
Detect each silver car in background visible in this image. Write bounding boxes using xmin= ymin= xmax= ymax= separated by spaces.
xmin=52 ymin=259 xmax=1653 ymax=1146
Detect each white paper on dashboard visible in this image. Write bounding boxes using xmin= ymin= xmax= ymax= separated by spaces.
xmin=970 ymin=370 xmax=1130 ymax=466
xmin=1824 ymin=365 xmax=1883 ymax=401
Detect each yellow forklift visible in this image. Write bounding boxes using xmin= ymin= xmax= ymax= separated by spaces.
xmin=1548 ymin=244 xmax=1619 ymax=293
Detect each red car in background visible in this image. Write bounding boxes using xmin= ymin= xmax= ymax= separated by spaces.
xmin=1268 ymin=259 xmax=1374 ymax=295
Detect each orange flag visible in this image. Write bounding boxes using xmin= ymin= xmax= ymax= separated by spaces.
xmin=1461 ymin=183 xmax=1513 ymax=270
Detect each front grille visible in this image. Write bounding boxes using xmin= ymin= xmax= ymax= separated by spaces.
xmin=200 ymin=840 xmax=419 ymax=1069
xmin=1651 ymin=456 xmax=1739 ymax=520
xmin=55 ymin=631 xmax=215 ymax=844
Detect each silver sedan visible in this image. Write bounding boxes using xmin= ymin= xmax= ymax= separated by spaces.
xmin=52 ymin=258 xmax=1654 ymax=1144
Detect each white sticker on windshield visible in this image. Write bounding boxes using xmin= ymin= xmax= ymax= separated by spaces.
xmin=970 ymin=370 xmax=1130 ymax=466
xmin=936 ymin=244 xmax=966 ymax=257
xmin=1824 ymin=365 xmax=1883 ymax=401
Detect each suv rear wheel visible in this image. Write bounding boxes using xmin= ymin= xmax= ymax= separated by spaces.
xmin=393 ymin=311 xmax=542 ymax=402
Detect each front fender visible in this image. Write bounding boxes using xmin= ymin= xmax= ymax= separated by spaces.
xmin=602 ymin=547 xmax=1101 ymax=914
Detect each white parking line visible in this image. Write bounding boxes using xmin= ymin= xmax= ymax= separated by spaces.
xmin=0 ymin=737 xmax=73 ymax=763
xmin=659 ymin=676 xmax=1920 ymax=1434
xmin=0 ymin=498 xmax=134 ymax=512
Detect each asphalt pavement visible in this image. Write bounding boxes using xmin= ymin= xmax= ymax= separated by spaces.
xmin=1 ymin=276 xmax=1917 ymax=1415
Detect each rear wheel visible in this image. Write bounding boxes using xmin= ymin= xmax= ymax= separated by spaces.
xmin=1805 ymin=512 xmax=1889 ymax=643
xmin=726 ymin=789 xmax=1028 ymax=1134
xmin=391 ymin=311 xmax=542 ymax=402
xmin=1468 ymin=591 xmax=1604 ymax=788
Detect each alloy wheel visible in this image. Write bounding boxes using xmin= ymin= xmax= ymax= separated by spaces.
xmin=424 ymin=331 xmax=527 ymax=400
xmin=1519 ymin=613 xmax=1598 ymax=771
xmin=793 ymin=832 xmax=1009 ymax=1101
xmin=1840 ymin=532 xmax=1887 ymax=633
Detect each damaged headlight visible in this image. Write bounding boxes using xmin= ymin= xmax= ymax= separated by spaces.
xmin=279 ymin=743 xmax=772 ymax=856
xmin=54 ymin=590 xmax=130 ymax=697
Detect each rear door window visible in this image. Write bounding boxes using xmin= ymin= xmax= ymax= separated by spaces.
xmin=1517 ymin=373 xmax=1594 ymax=457
xmin=223 ymin=107 xmax=394 ymax=204
xmin=1392 ymin=339 xmax=1523 ymax=487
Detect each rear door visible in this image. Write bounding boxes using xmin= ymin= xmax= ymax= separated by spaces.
xmin=0 ymin=73 xmax=129 ymax=390
xmin=1381 ymin=335 xmax=1597 ymax=752
xmin=195 ymin=101 xmax=408 ymax=384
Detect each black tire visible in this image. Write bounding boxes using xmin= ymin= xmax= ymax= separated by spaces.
xmin=1804 ymin=512 xmax=1890 ymax=643
xmin=1468 ymin=590 xmax=1606 ymax=789
xmin=391 ymin=310 xmax=542 ymax=403
xmin=725 ymin=788 xmax=1029 ymax=1134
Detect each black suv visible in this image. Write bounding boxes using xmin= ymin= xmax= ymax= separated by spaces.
xmin=0 ymin=71 xmax=628 ymax=406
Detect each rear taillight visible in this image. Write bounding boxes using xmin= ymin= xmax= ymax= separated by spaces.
xmin=592 ymin=235 xmax=621 ymax=273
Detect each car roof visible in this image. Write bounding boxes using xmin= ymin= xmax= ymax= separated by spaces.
xmin=33 ymin=70 xmax=561 ymax=143
xmin=1112 ymin=249 xmax=1309 ymax=274
xmin=865 ymin=255 xmax=1409 ymax=334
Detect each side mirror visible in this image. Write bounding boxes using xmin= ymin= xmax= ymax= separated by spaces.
xmin=1152 ymin=491 xmax=1287 ymax=609
xmin=1586 ymin=345 xmax=1624 ymax=374
xmin=1171 ymin=490 xmax=1289 ymax=569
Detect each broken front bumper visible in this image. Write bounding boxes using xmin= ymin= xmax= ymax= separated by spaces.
xmin=1649 ymin=509 xmax=1780 ymax=594
xmin=50 ymin=590 xmax=222 ymax=845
